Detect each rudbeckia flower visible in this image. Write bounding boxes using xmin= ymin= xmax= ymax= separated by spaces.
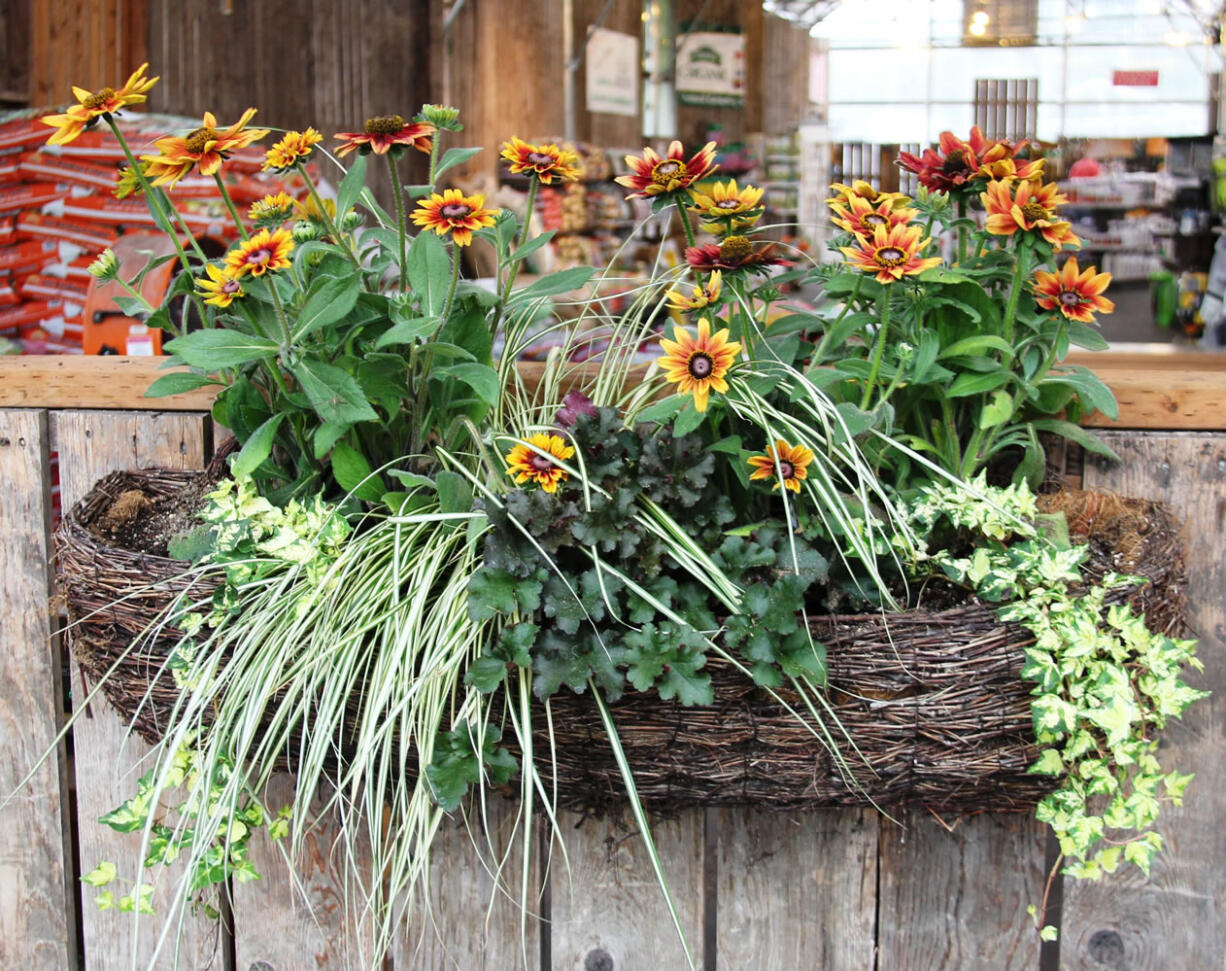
xmin=334 ymin=115 xmax=434 ymax=157
xmin=688 ymin=180 xmax=765 ymax=232
xmin=658 ymin=317 xmax=741 ymax=412
xmin=263 ymin=128 xmax=323 ymax=172
xmin=981 ymin=179 xmax=1079 ymax=250
xmin=897 ymin=129 xmax=986 ymax=194
xmin=411 ymin=189 xmax=497 ymax=247
xmin=141 ymin=109 xmax=271 ymax=188
xmin=825 ymin=180 xmax=911 ymax=211
xmin=1033 ymin=258 xmax=1114 ymax=323
xmin=505 ymin=433 xmax=575 ymax=494
xmin=248 ymin=192 xmax=298 ymax=225
xmin=224 ymin=227 xmax=294 ymax=278
xmin=839 ymin=223 xmax=941 ymax=284
xmin=41 ymin=63 xmax=159 ymax=146
xmin=500 ymin=137 xmax=581 ymax=184
xmin=685 ymin=237 xmax=782 ymax=275
xmin=828 ymin=194 xmax=917 ymax=238
xmin=666 ymin=270 xmax=723 ymax=312
xmin=196 ymin=263 xmax=245 ymax=308
xmin=615 ymin=140 xmax=717 ymax=199
xmin=747 ymin=440 xmax=815 ymax=493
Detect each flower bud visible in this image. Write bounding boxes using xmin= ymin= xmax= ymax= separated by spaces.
xmin=87 ymin=248 xmax=119 ymax=281
xmin=291 ymin=220 xmax=319 ymax=243
xmin=419 ymin=104 xmax=462 ymax=131
xmin=341 ymin=209 xmax=364 ymax=232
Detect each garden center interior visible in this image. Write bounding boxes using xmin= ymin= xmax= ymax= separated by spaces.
xmin=2 ymin=0 xmax=1226 ymax=353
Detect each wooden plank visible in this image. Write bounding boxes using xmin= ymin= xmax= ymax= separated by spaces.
xmin=549 ymin=807 xmax=706 ymax=970
xmin=715 ymin=807 xmax=876 ymax=970
xmin=233 ymin=774 xmax=379 ymax=970
xmin=1063 ymin=432 xmax=1226 ymax=969
xmin=397 ymin=796 xmax=541 ymax=970
xmin=876 ymin=810 xmax=1047 ymax=971
xmin=0 ymin=410 xmax=74 ymax=969
xmin=0 ymin=358 xmax=218 ymax=411
xmin=54 ymin=408 xmax=222 ymax=970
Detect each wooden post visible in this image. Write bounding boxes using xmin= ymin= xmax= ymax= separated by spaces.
xmin=0 ymin=410 xmax=74 ymax=969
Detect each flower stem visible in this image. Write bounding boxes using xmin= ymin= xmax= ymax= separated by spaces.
xmin=297 ymin=162 xmax=360 ymax=270
xmin=1001 ymin=242 xmax=1031 ymax=346
xmin=674 ymin=195 xmax=697 ymax=252
xmin=956 ymin=197 xmax=968 ymax=266
xmin=427 ymin=134 xmax=441 ymax=189
xmin=267 ymin=278 xmax=294 ymax=349
xmin=499 ymin=175 xmax=538 ymax=306
xmin=812 ymin=273 xmax=863 ymax=366
xmin=442 ymin=243 xmax=461 ymax=320
xmin=386 ymin=153 xmax=409 ymax=291
xmin=860 ymin=288 xmax=892 ymax=410
xmin=213 ymin=173 xmax=249 ymax=240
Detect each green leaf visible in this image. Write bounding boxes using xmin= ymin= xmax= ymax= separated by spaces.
xmin=467 ymin=568 xmax=542 ymax=621
xmin=144 ymin=372 xmax=223 ymax=397
xmin=1066 ymin=320 xmax=1109 ymax=351
xmin=290 ymin=359 xmax=379 ymax=424
xmin=636 ymin=395 xmax=684 ymax=425
xmin=506 ymin=229 xmax=557 ymax=265
xmin=433 ymin=146 xmax=483 ymax=182
xmin=407 ymin=230 xmax=452 ymax=316
xmin=939 ymin=335 xmax=1015 ymax=359
xmin=293 ymin=272 xmax=361 ymax=339
xmin=509 ymin=266 xmax=595 ymax=304
xmin=672 ymin=399 xmax=706 ymax=437
xmin=232 ymin=414 xmax=285 ymax=478
xmin=1028 ymin=419 xmax=1120 ymax=460
xmin=375 ymin=313 xmax=437 ymax=349
xmin=434 ymin=362 xmax=500 ymax=406
xmin=435 ymin=470 xmax=473 ymax=513
xmin=1029 ymin=749 xmax=1065 ymax=776
xmin=978 ymin=389 xmax=1014 ymax=429
xmin=465 ymin=655 xmax=508 ymax=692
xmin=329 ymin=442 xmax=386 ymax=502
xmin=82 ymin=861 xmax=118 ymax=887
xmin=336 ymin=153 xmax=367 ymax=221
xmin=163 ymin=329 xmax=280 ymax=369
xmin=313 ymin=421 xmax=353 ymax=459
xmin=945 ymin=370 xmax=1011 ymax=398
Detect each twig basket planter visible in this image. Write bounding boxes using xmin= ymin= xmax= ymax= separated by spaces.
xmin=56 ymin=468 xmax=1187 ymax=814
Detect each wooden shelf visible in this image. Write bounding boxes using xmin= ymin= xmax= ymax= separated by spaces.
xmin=0 ymin=349 xmax=1223 ymax=431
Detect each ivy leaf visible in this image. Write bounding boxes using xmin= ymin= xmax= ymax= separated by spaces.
xmin=1029 ymin=749 xmax=1065 ymax=776
xmin=81 ymin=861 xmax=118 ymax=887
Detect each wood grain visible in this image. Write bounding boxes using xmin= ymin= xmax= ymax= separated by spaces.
xmin=1063 ymin=432 xmax=1226 ymax=970
xmin=0 ymin=410 xmax=73 ymax=969
xmin=54 ymin=409 xmax=222 ymax=970
xmin=549 ymin=807 xmax=706 ymax=970
xmin=876 ymin=810 xmax=1047 ymax=971
xmin=234 ymin=774 xmax=378 ymax=971
xmin=715 ymin=807 xmax=877 ymax=970
xmin=397 ymin=795 xmax=541 ymax=970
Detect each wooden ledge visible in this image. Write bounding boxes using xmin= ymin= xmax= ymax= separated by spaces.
xmin=1 ymin=347 xmax=1224 ymax=431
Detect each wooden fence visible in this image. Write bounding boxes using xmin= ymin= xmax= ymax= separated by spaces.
xmin=1 ymin=354 xmax=1224 ymax=970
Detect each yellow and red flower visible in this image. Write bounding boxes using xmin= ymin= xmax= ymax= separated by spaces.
xmin=196 ymin=263 xmax=245 ymax=308
xmin=411 ymin=189 xmax=497 ymax=247
xmin=825 ymin=180 xmax=911 ymax=211
xmin=505 ymin=432 xmax=575 ymax=494
xmin=666 ymin=270 xmax=723 ymax=312
xmin=141 ymin=109 xmax=270 ymax=188
xmin=747 ymin=440 xmax=815 ymax=494
xmin=688 ymin=179 xmax=765 ymax=232
xmin=1033 ymin=258 xmax=1114 ymax=323
xmin=224 ymin=227 xmax=294 ymax=278
xmin=500 ymin=137 xmax=581 ymax=184
xmin=898 ymin=129 xmax=988 ymax=194
xmin=248 ymin=192 xmax=298 ymax=225
xmin=334 ymin=115 xmax=434 ymax=157
xmin=615 ymin=140 xmax=718 ymax=199
xmin=839 ymin=223 xmax=941 ymax=283
xmin=828 ymin=194 xmax=917 ymax=238
xmin=658 ymin=316 xmax=741 ymax=412
xmin=982 ymin=178 xmax=1079 ymax=250
xmin=263 ymin=128 xmax=323 ymax=171
xmin=41 ymin=63 xmax=159 ymax=146
xmin=685 ymin=237 xmax=782 ymax=275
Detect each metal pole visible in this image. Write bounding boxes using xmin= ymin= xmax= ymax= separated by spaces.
xmin=564 ymin=0 xmax=576 ymax=142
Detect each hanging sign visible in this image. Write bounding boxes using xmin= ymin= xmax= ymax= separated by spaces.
xmin=586 ymin=28 xmax=640 ymax=117
xmin=676 ymin=24 xmax=745 ymax=108
xmin=1113 ymin=70 xmax=1159 ymax=86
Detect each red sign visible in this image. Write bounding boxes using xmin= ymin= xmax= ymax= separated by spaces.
xmin=1113 ymin=70 xmax=1159 ymax=86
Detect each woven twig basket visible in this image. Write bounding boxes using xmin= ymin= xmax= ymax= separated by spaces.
xmin=56 ymin=470 xmax=1186 ymax=813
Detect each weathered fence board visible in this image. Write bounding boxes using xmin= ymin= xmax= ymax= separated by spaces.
xmin=0 ymin=410 xmax=74 ymax=969
xmin=549 ymin=808 xmax=706 ymax=970
xmin=53 ymin=409 xmax=220 ymax=971
xmin=1066 ymin=432 xmax=1226 ymax=970
xmin=715 ymin=807 xmax=878 ymax=970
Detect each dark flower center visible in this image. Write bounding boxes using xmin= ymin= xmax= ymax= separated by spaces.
xmin=719 ymin=235 xmax=753 ymax=264
xmin=687 ymin=352 xmax=714 ymax=379
xmin=365 ymin=115 xmax=405 ymax=135
xmin=1058 ymin=289 xmax=1082 ymax=307
xmin=875 ymin=246 xmax=907 ymax=266
xmin=84 ymin=88 xmax=116 ymax=111
xmin=943 ymin=149 xmax=969 ymax=173
xmin=777 ymin=460 xmax=795 ymax=479
xmin=528 ymin=453 xmax=556 ymax=472
xmin=222 ymin=279 xmax=242 ymax=294
xmin=864 ymin=213 xmax=888 ymax=226
xmin=527 ymin=151 xmax=556 ymax=167
xmin=651 ymin=159 xmax=686 ymax=185
xmin=440 ymin=203 xmax=472 ymax=220
xmin=185 ymin=127 xmax=220 ymax=155
xmin=1021 ymin=201 xmax=1050 ymax=222
xmin=245 ymin=248 xmax=272 ymax=265
xmin=716 ymin=199 xmax=742 ymax=210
